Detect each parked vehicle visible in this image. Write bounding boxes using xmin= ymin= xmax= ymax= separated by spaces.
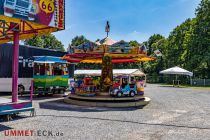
xmin=110 ymin=84 xmax=137 ymax=97
xmin=33 ymin=56 xmax=69 ymax=95
xmin=0 ymin=43 xmax=67 ymax=94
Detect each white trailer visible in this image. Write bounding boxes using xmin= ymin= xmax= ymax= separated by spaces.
xmin=0 ymin=43 xmax=67 ymax=94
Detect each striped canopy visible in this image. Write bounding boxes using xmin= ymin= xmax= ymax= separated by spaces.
xmin=33 ymin=56 xmax=67 ymax=64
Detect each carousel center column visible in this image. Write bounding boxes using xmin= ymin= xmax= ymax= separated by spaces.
xmin=100 ymin=55 xmax=113 ymax=94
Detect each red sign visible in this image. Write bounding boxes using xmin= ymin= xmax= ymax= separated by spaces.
xmin=58 ymin=0 xmax=65 ymax=29
xmin=0 ymin=0 xmax=65 ymax=30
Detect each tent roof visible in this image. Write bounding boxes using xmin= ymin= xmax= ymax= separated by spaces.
xmin=74 ymin=69 xmax=145 ymax=76
xmin=33 ymin=56 xmax=67 ymax=64
xmin=159 ymin=66 xmax=193 ymax=76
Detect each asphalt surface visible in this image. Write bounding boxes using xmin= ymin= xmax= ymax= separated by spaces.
xmin=1 ymin=84 xmax=210 ymax=140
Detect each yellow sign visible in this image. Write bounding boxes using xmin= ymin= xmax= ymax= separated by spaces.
xmin=39 ymin=0 xmax=55 ymax=14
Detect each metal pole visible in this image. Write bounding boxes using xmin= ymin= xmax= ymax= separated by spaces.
xmin=12 ymin=31 xmax=19 ymax=102
xmin=190 ymin=77 xmax=192 ymax=86
xmin=204 ymin=79 xmax=206 ymax=86
xmin=30 ymin=80 xmax=34 ymax=101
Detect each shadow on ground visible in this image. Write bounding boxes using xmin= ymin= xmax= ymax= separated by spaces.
xmin=0 ymin=115 xmax=32 ymax=123
xmin=36 ymin=114 xmax=210 ymax=131
xmin=0 ymin=124 xmax=13 ymax=132
xmin=18 ymin=94 xmax=64 ymax=101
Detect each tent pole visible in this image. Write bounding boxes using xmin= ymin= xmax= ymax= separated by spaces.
xmin=128 ymin=75 xmax=131 ymax=83
xmin=12 ymin=31 xmax=19 ymax=103
xmin=145 ymin=74 xmax=147 ymax=86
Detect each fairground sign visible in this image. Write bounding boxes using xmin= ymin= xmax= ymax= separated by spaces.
xmin=0 ymin=0 xmax=65 ymax=29
xmin=0 ymin=0 xmax=65 ymax=44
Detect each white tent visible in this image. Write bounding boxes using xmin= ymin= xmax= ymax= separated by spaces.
xmin=159 ymin=66 xmax=193 ymax=77
xmin=74 ymin=70 xmax=101 ymax=76
xmin=74 ymin=69 xmax=145 ymax=77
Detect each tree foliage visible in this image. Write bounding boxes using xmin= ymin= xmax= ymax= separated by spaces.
xmin=71 ymin=35 xmax=89 ymax=46
xmin=189 ymin=0 xmax=210 ymax=78
xmin=24 ymin=34 xmax=65 ymax=51
xmin=147 ymin=34 xmax=165 ymax=55
xmin=129 ymin=40 xmax=140 ymax=47
xmin=144 ymin=0 xmax=210 ymax=79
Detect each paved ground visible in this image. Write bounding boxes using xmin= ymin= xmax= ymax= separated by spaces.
xmin=1 ymin=84 xmax=210 ymax=140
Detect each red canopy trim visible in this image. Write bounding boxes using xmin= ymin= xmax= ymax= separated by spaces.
xmin=65 ymin=53 xmax=104 ymax=58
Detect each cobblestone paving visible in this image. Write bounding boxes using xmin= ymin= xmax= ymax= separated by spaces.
xmin=1 ymin=84 xmax=210 ymax=140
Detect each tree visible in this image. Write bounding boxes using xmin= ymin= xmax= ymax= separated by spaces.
xmin=188 ymin=0 xmax=210 ymax=78
xmin=129 ymin=40 xmax=140 ymax=47
xmin=167 ymin=18 xmax=195 ymax=68
xmin=147 ymin=34 xmax=165 ymax=55
xmin=95 ymin=39 xmax=100 ymax=42
xmin=71 ymin=35 xmax=89 ymax=46
xmin=24 ymin=36 xmax=44 ymax=48
xmin=24 ymin=34 xmax=65 ymax=51
xmin=143 ymin=37 xmax=167 ymax=75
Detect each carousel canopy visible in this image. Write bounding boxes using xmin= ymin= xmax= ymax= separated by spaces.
xmin=62 ymin=36 xmax=156 ymax=64
xmin=74 ymin=69 xmax=146 ymax=76
xmin=76 ymin=41 xmax=98 ymax=50
xmin=33 ymin=56 xmax=67 ymax=64
xmin=159 ymin=66 xmax=193 ymax=77
xmin=111 ymin=40 xmax=130 ymax=48
xmin=78 ymin=57 xmax=155 ymax=64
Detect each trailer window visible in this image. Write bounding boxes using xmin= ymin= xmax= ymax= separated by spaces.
xmin=63 ymin=64 xmax=69 ymax=75
xmin=39 ymin=64 xmax=45 ymax=75
xmin=34 ymin=63 xmax=45 ymax=75
xmin=53 ymin=64 xmax=62 ymax=76
xmin=34 ymin=63 xmax=39 ymax=75
xmin=46 ymin=64 xmax=52 ymax=76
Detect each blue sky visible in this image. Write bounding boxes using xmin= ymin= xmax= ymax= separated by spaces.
xmin=53 ymin=0 xmax=201 ymax=49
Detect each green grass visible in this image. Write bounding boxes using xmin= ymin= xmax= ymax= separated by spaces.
xmin=157 ymin=83 xmax=210 ymax=90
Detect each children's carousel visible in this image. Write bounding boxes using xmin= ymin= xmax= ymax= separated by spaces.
xmin=63 ymin=21 xmax=156 ymax=108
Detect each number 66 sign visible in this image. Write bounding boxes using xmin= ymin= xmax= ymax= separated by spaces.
xmin=37 ymin=0 xmax=55 ymax=26
xmin=39 ymin=0 xmax=55 ymax=14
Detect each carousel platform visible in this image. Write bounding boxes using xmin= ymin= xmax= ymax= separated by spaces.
xmin=64 ymin=94 xmax=150 ymax=108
